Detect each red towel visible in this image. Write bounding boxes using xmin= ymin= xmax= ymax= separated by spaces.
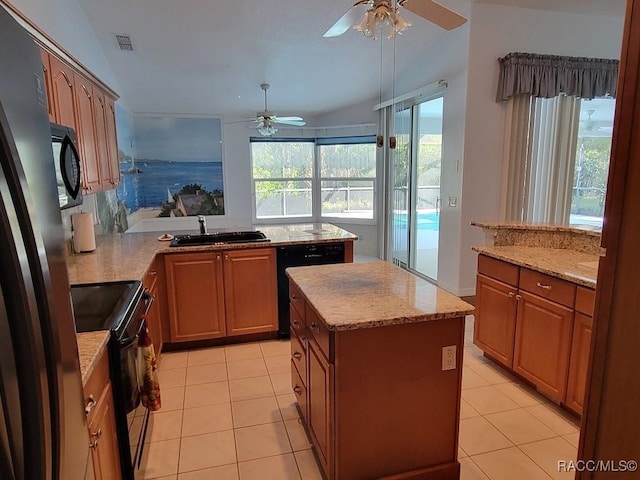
xmin=138 ymin=323 xmax=161 ymax=411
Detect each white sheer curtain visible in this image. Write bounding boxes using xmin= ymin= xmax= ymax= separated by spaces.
xmin=501 ymin=94 xmax=581 ymax=223
xmin=527 ymin=95 xmax=581 ymax=223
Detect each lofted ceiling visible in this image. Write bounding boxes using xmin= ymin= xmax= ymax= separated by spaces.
xmin=74 ymin=0 xmax=625 ymax=119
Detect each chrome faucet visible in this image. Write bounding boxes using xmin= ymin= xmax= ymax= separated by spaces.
xmin=197 ymin=215 xmax=207 ymax=234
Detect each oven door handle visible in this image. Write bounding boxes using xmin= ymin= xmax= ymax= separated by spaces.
xmin=119 ymin=316 xmax=146 ymax=348
xmin=142 ymin=290 xmax=154 ymax=316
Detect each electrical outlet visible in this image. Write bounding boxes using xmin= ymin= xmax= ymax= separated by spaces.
xmin=442 ymin=345 xmax=457 ymax=371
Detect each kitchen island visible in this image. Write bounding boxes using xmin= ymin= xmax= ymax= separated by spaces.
xmin=286 ymin=261 xmax=474 ymax=480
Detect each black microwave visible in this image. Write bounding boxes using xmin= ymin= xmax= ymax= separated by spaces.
xmin=50 ymin=123 xmax=83 ymax=210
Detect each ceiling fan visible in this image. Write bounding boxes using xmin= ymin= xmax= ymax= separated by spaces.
xmin=251 ymin=83 xmax=306 ymax=136
xmin=324 ymin=0 xmax=467 ymax=38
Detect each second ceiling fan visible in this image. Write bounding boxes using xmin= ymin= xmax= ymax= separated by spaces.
xmin=251 ymin=83 xmax=306 ymax=136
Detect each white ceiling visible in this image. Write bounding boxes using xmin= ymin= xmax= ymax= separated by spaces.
xmin=75 ymin=0 xmax=626 ymax=119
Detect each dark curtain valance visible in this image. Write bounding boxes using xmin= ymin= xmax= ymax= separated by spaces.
xmin=496 ymin=52 xmax=619 ymax=102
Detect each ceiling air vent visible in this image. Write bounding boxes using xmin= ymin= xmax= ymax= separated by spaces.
xmin=114 ymin=34 xmax=134 ymax=51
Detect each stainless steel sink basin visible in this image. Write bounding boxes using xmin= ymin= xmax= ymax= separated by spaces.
xmin=169 ymin=230 xmax=269 ymax=247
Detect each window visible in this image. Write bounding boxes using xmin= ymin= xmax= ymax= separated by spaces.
xmin=250 ymin=136 xmax=377 ymax=221
xmin=571 ymin=98 xmax=615 ymax=227
xmin=502 ymin=95 xmax=615 ymax=227
xmin=318 ymin=139 xmax=376 ymax=220
xmin=251 ymin=141 xmax=314 ymax=219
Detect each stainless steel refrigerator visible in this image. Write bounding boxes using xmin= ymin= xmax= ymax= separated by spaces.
xmin=0 ymin=6 xmax=91 ymax=480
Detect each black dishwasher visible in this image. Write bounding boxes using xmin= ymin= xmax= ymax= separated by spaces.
xmin=276 ymin=243 xmax=345 ymax=337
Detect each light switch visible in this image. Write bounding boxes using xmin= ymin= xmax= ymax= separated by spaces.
xmin=448 ymin=196 xmax=458 ymax=208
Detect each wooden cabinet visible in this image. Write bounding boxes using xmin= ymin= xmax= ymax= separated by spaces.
xmin=84 ymin=348 xmax=121 ymax=480
xmin=73 ymin=73 xmax=101 ymax=192
xmin=164 ymin=252 xmax=226 ymax=342
xmin=92 ymin=88 xmax=111 ymax=190
xmin=566 ymin=287 xmax=595 ymax=414
xmin=48 ymin=54 xmax=77 ymax=128
xmin=39 ymin=47 xmax=120 ymax=193
xmin=143 ymin=261 xmax=163 ymax=357
xmin=565 ymin=313 xmax=593 ymax=414
xmin=307 ymin=338 xmax=333 ymax=476
xmin=104 ymin=96 xmax=121 ymax=188
xmin=474 ymin=274 xmax=518 ymax=367
xmin=474 ymin=254 xmax=596 ymax=410
xmin=222 ymin=248 xmax=278 ymax=336
xmin=164 ymin=248 xmax=277 ymax=342
xmin=513 ymin=291 xmax=574 ymax=402
xmin=40 ymin=49 xmax=55 ymax=122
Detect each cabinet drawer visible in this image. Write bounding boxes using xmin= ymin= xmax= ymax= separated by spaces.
xmin=478 ymin=255 xmax=519 ymax=286
xmin=291 ymin=360 xmax=307 ymax=422
xmin=306 ymin=303 xmax=331 ymax=361
xmin=83 ymin=349 xmax=110 ymax=423
xmin=290 ymin=304 xmax=305 ymax=334
xmin=575 ymin=286 xmax=596 ymax=316
xmin=519 ymin=268 xmax=576 ymax=308
xmin=291 ymin=328 xmax=306 ymax=385
xmin=289 ymin=282 xmax=305 ymax=319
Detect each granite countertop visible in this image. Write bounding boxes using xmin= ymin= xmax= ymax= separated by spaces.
xmin=471 ymin=221 xmax=602 ymax=237
xmin=473 ymin=245 xmax=599 ymax=288
xmin=66 ymin=223 xmax=357 ymax=284
xmin=286 ymin=261 xmax=474 ymax=331
xmin=76 ymin=331 xmax=110 ymax=386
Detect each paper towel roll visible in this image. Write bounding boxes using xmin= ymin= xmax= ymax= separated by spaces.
xmin=72 ymin=213 xmax=96 ymax=253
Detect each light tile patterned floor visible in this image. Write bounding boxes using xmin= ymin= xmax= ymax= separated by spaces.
xmin=139 ymin=317 xmax=580 ymax=479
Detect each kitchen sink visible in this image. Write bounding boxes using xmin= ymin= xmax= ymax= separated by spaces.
xmin=169 ymin=230 xmax=269 ymax=247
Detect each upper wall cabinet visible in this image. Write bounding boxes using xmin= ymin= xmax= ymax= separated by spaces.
xmin=40 ymin=47 xmax=120 ymax=193
xmin=48 ymin=54 xmax=77 ymax=129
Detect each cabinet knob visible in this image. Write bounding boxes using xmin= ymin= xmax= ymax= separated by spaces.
xmin=224 ymin=254 xmax=229 ymax=261
xmin=292 ymin=352 xmax=302 ymax=360
xmin=149 ymin=270 xmax=157 ymax=276
xmin=84 ymin=394 xmax=97 ymax=415
xmin=310 ymin=323 xmax=320 ymax=334
xmin=216 ymin=254 xmax=221 ymax=261
xmin=516 ymin=294 xmax=522 ymax=301
xmin=91 ymin=429 xmax=102 ymax=440
xmin=536 ymin=282 xmax=552 ymax=291
xmin=89 ymin=440 xmax=99 ymax=450
xmin=293 ymin=385 xmax=303 ymax=395
xmin=508 ymin=292 xmax=515 ymax=298
xmin=291 ymin=320 xmax=301 ymax=330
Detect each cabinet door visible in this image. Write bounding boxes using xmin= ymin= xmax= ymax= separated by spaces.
xmin=565 ymin=313 xmax=593 ymax=415
xmin=165 ymin=252 xmax=226 ymax=341
xmin=308 ymin=339 xmax=333 ymax=478
xmin=104 ymin=97 xmax=121 ymax=187
xmin=40 ymin=49 xmax=56 ymax=122
xmin=49 ymin=55 xmax=77 ymax=128
xmin=474 ymin=274 xmax=518 ymax=367
xmin=88 ymin=383 xmax=121 ymax=480
xmin=74 ymin=73 xmax=101 ymax=192
xmin=223 ymin=248 xmax=278 ymax=336
xmin=513 ymin=291 xmax=574 ymax=402
xmin=92 ymin=88 xmax=111 ymax=190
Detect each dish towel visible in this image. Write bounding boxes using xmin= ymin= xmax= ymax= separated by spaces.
xmin=138 ymin=325 xmax=161 ymax=411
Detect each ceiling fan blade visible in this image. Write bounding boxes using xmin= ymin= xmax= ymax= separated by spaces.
xmin=401 ymin=0 xmax=467 ymax=30
xmin=274 ymin=116 xmax=304 ymax=122
xmin=323 ymin=0 xmax=371 ymax=37
xmin=274 ymin=119 xmax=306 ymax=126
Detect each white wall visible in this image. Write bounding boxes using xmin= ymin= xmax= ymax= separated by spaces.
xmin=458 ymin=3 xmax=624 ymax=295
xmin=8 ymin=0 xmax=122 ymax=97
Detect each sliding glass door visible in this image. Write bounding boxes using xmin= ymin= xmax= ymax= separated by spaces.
xmin=390 ymin=97 xmax=443 ymax=281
